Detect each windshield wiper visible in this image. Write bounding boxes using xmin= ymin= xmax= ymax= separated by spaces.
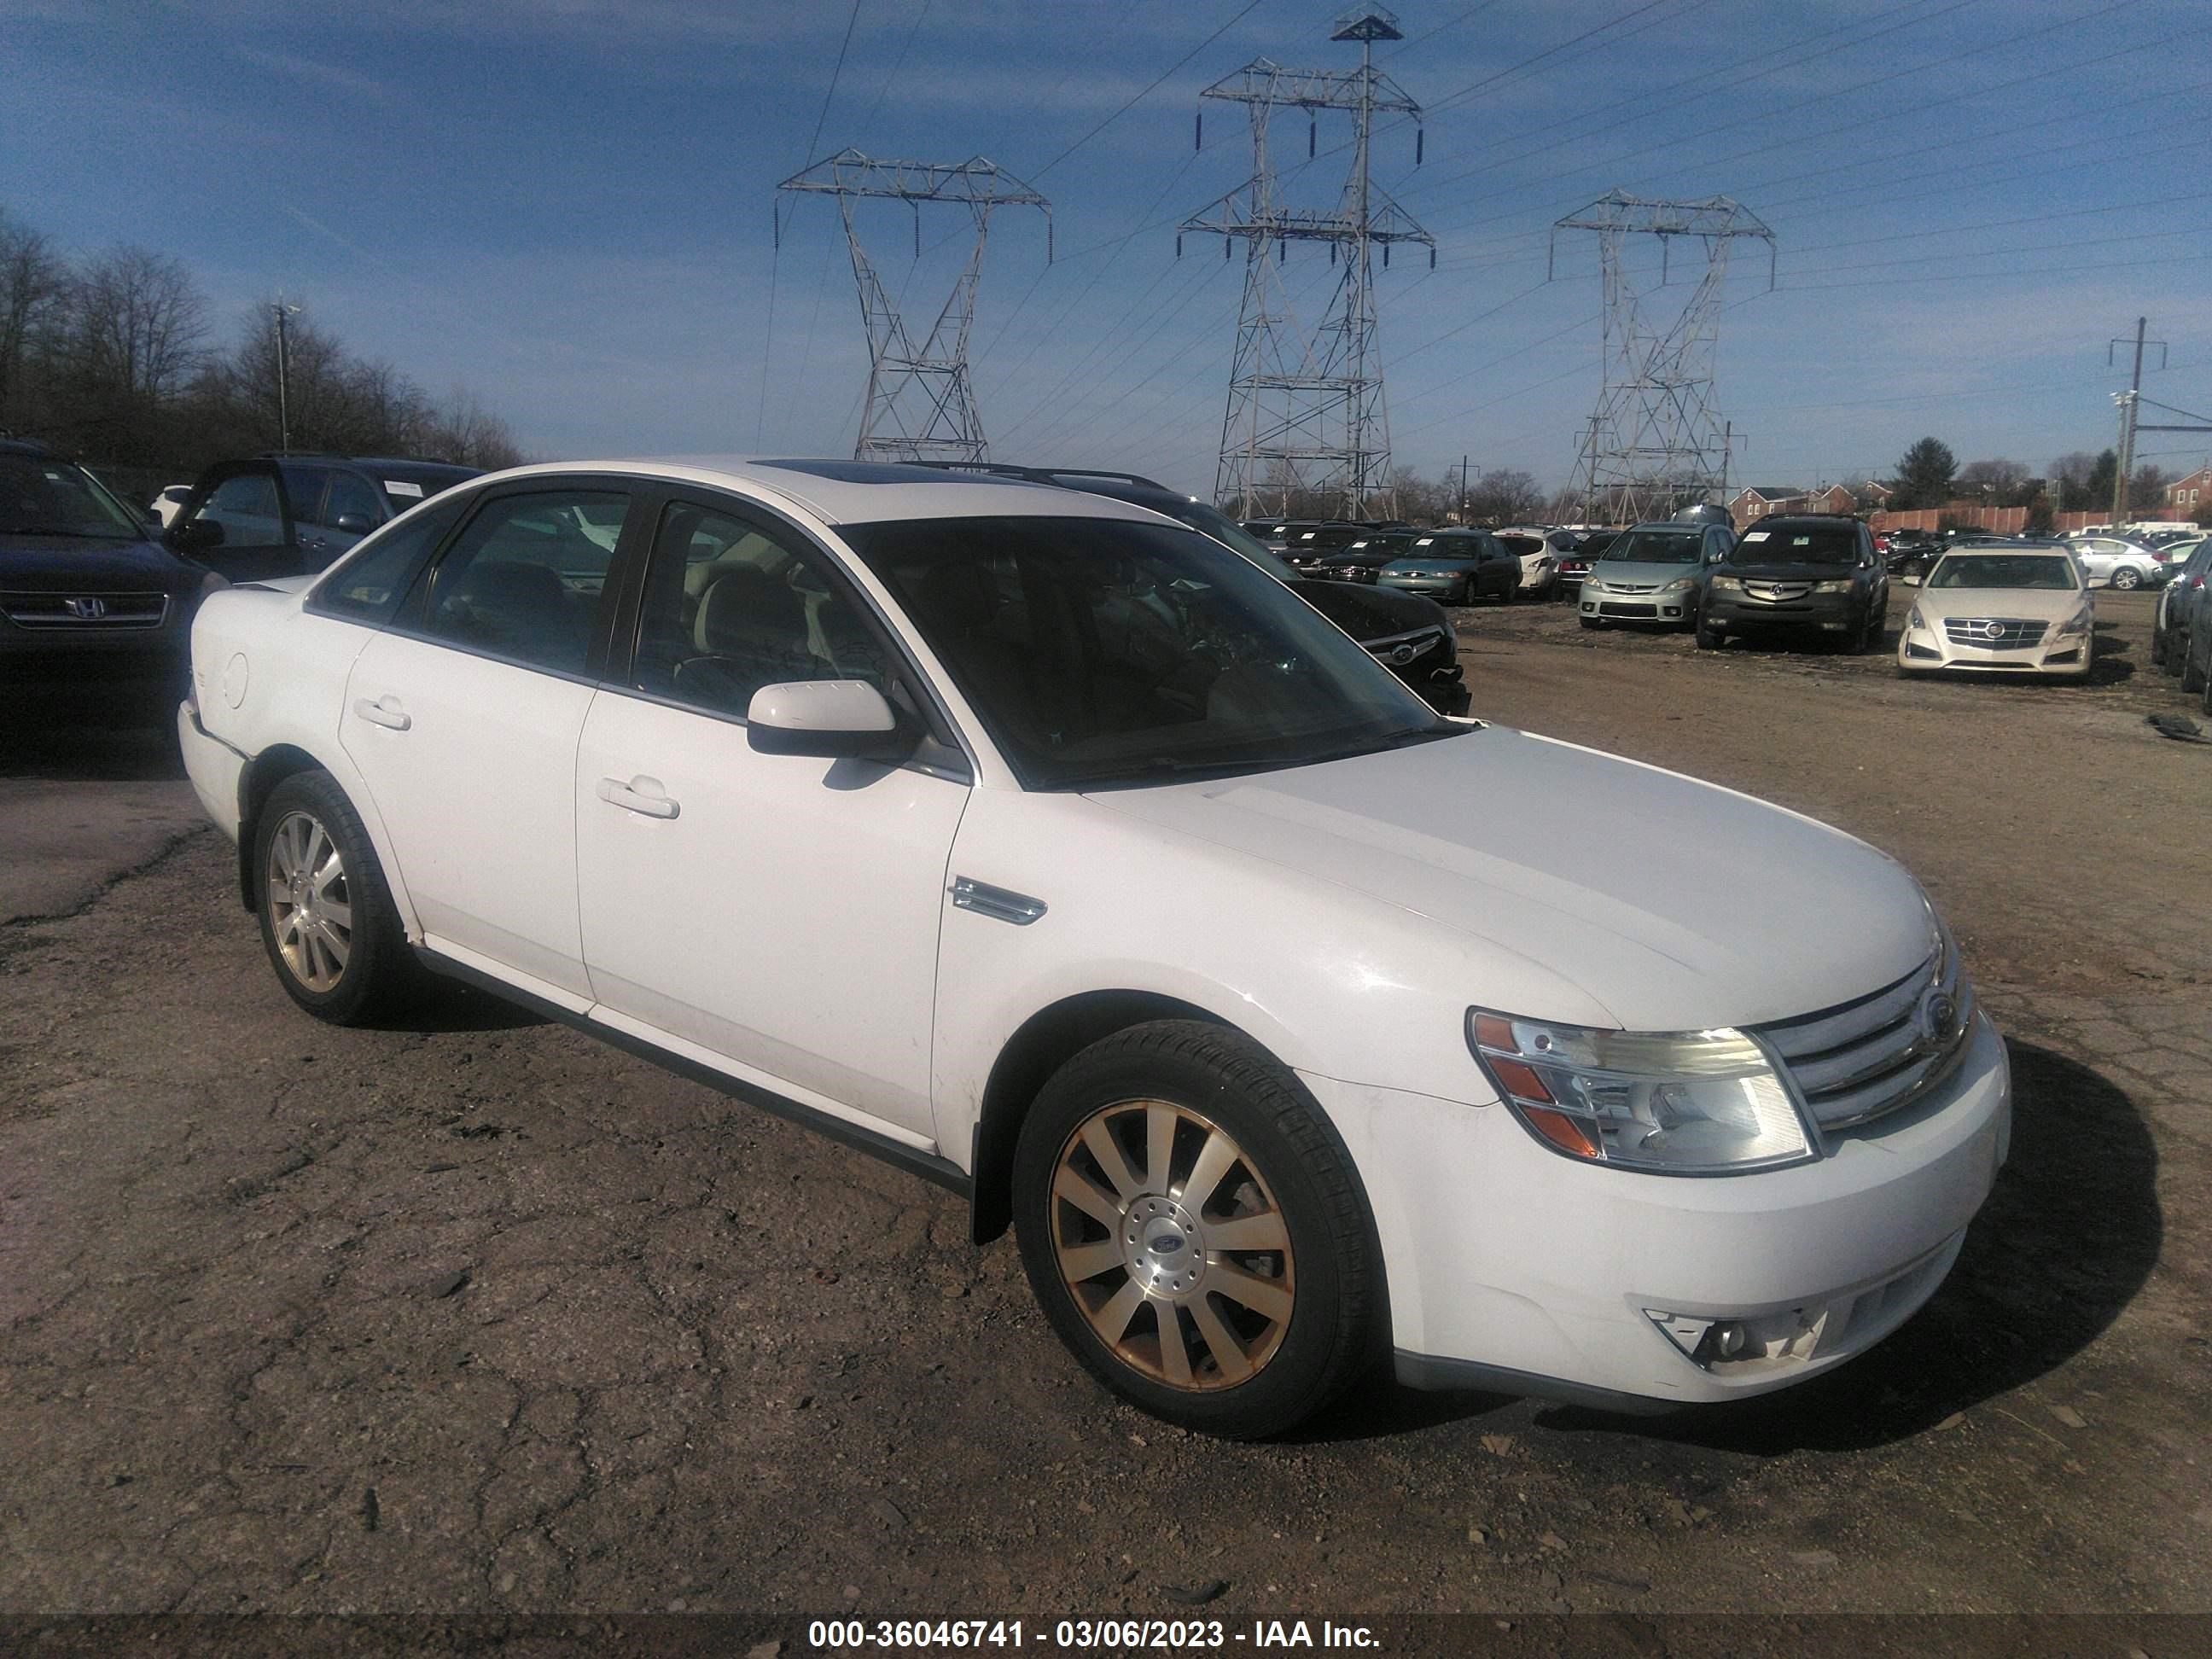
xmin=9 ymin=526 xmax=136 ymax=539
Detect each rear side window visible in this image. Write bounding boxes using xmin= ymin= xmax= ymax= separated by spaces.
xmin=310 ymin=496 xmax=469 ymax=624
xmin=419 ymin=491 xmax=629 ymax=677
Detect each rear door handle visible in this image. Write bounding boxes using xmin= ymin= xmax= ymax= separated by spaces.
xmin=597 ymin=776 xmax=679 ymax=819
xmin=352 ymin=695 xmax=410 ymax=731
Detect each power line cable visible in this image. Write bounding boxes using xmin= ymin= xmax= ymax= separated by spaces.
xmin=1033 ymin=0 xmax=1266 ymax=179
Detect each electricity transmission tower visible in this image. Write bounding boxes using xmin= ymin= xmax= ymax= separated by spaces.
xmin=777 ymin=149 xmax=1050 ymax=463
xmin=1551 ymin=190 xmax=1774 ymax=523
xmin=1179 ymin=7 xmax=1434 ymax=519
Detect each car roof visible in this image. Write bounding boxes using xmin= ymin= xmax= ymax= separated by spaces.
xmin=475 ymin=456 xmax=1162 ymax=529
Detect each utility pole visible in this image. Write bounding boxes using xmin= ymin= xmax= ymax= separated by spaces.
xmin=2108 ymin=317 xmax=2166 ymax=525
xmin=1179 ymin=7 xmax=1434 ymax=519
xmin=272 ymin=296 xmax=302 ymax=454
xmin=1459 ymin=453 xmax=1469 ymax=523
xmin=777 ymin=151 xmax=1050 ymax=463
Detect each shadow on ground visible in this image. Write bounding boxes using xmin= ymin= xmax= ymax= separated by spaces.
xmin=0 ymin=695 xmax=186 ymax=782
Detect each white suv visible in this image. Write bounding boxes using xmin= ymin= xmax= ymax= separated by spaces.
xmin=178 ymin=458 xmax=2011 ymax=1437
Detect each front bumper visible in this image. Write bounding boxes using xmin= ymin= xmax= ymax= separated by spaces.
xmin=1307 ymin=1009 xmax=2011 ymax=1406
xmin=1579 ymin=586 xmax=1696 ymax=621
xmin=1704 ymin=588 xmax=1856 ymax=631
xmin=1898 ymin=624 xmax=2091 ymax=677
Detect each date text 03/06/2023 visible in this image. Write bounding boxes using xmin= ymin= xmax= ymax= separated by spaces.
xmin=806 ymin=1619 xmax=1382 ymax=1650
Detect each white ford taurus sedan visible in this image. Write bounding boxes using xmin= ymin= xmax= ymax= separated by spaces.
xmin=178 ymin=458 xmax=2011 ymax=1437
xmin=1899 ymin=544 xmax=2095 ymax=680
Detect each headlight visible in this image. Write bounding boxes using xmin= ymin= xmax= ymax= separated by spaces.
xmin=1906 ymin=606 xmax=1930 ymax=632
xmin=1813 ymin=579 xmax=1853 ymax=594
xmin=1583 ymin=579 xmax=1608 ymax=593
xmin=2054 ymin=609 xmax=2089 ymax=637
xmin=1709 ymin=575 xmax=1742 ymax=591
xmin=1658 ymin=577 xmax=1694 ymax=595
xmin=1468 ymin=1010 xmax=1813 ymax=1175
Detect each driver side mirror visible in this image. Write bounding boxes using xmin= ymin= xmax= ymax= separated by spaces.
xmin=166 ymin=518 xmax=223 ymax=553
xmin=334 ymin=514 xmax=375 ymax=534
xmin=746 ymin=679 xmax=917 ymax=763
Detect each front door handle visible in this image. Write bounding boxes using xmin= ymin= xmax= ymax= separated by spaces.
xmin=352 ymin=695 xmax=410 ymax=731
xmin=597 ymin=776 xmax=679 ymax=819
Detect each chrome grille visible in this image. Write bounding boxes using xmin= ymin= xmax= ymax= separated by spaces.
xmin=1745 ymin=580 xmax=1813 ymax=602
xmin=1941 ymin=617 xmax=2047 ymax=650
xmin=0 ymin=591 xmax=171 ymax=630
xmin=1365 ymin=626 xmax=1447 ymax=668
xmin=1755 ymin=946 xmax=1974 ymax=1132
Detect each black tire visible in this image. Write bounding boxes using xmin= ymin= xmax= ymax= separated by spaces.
xmin=1011 ymin=1020 xmax=1380 ymax=1441
xmin=1579 ymin=615 xmax=1602 ymax=631
xmin=1695 ymin=611 xmax=1724 ymax=650
xmin=253 ymin=771 xmax=425 ymax=1025
xmin=2150 ymin=626 xmax=2166 ymax=667
xmin=1860 ymin=604 xmax=1885 ymax=653
xmin=2183 ymin=643 xmax=2208 ymax=695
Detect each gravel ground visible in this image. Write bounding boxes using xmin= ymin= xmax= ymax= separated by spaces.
xmin=0 ymin=587 xmax=2206 ymax=1626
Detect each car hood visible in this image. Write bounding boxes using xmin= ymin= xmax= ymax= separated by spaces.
xmin=1912 ymin=584 xmax=2085 ymax=620
xmin=1586 ymin=559 xmax=1701 ymax=585
xmin=0 ymin=536 xmax=197 ymax=589
xmin=1086 ymin=726 xmax=1932 ymax=1032
xmin=1382 ymin=555 xmax=1478 ymax=571
xmin=1284 ymin=578 xmax=1447 ymax=640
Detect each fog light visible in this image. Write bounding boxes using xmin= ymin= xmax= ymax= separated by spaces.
xmin=1712 ymin=1322 xmax=1749 ymax=1359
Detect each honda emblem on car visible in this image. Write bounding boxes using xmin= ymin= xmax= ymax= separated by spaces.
xmin=64 ymin=596 xmax=108 ymax=620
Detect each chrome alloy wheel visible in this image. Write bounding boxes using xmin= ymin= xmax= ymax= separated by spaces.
xmin=265 ymin=809 xmax=352 ymax=992
xmin=1049 ymin=1099 xmax=1295 ymax=1391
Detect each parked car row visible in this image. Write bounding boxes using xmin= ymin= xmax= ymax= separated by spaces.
xmin=1 ymin=439 xmax=480 ymax=716
xmin=2147 ymin=533 xmax=2212 ymax=713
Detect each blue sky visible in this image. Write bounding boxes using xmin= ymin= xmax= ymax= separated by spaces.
xmin=8 ymin=0 xmax=2209 ymax=496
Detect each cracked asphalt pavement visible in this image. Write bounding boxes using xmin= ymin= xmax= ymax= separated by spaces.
xmin=0 ymin=589 xmax=2206 ymax=1620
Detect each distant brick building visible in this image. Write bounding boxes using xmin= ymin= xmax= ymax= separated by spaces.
xmin=2168 ymin=465 xmax=2212 ymax=518
xmin=1727 ymin=484 xmax=1857 ymax=521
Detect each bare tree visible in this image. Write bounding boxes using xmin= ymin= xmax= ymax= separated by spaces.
xmin=0 ymin=207 xmax=66 ymax=431
xmin=1464 ymin=467 xmax=1545 ymax=525
xmin=61 ymin=246 xmax=208 ymax=402
xmin=2048 ymin=451 xmax=2099 ymax=510
xmin=412 ymin=387 xmax=525 ymax=469
xmin=1955 ymin=458 xmax=2032 ymax=504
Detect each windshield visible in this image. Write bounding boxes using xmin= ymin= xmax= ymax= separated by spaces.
xmin=1600 ymin=528 xmax=1701 ymax=564
xmin=1926 ymin=555 xmax=2080 ymax=591
xmin=1170 ymin=499 xmax=1284 ymax=569
xmin=0 ymin=455 xmax=146 ymax=539
xmin=841 ymin=515 xmax=1454 ymax=791
xmin=1730 ymin=526 xmax=1856 ymax=565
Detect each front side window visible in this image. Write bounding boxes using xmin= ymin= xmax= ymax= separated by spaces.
xmin=632 ymin=500 xmax=891 ymax=719
xmin=842 ymin=515 xmax=1453 ymax=791
xmin=420 ymin=490 xmax=628 ymax=676
xmin=277 ymin=463 xmax=335 ymax=527
xmin=184 ymin=468 xmax=290 ymax=550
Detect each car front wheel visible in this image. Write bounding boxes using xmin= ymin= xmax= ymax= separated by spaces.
xmin=2111 ymin=565 xmax=2143 ymax=591
xmin=1695 ymin=611 xmax=1725 ymax=649
xmin=254 ymin=771 xmax=423 ymax=1024
xmin=1012 ymin=1021 xmax=1378 ymax=1440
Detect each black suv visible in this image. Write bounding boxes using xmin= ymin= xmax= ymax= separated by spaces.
xmin=0 ymin=438 xmax=212 ymax=713
xmin=909 ymin=464 xmax=1469 ymax=714
xmin=1699 ymin=514 xmax=1888 ymax=652
xmin=166 ymin=452 xmax=479 ymax=583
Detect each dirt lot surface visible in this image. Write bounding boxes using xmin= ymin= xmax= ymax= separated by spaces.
xmin=1 ymin=588 xmax=2206 ymax=1629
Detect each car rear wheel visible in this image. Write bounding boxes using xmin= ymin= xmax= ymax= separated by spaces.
xmin=254 ymin=771 xmax=423 ymax=1025
xmin=2111 ymin=565 xmax=2143 ymax=591
xmin=1012 ymin=1021 xmax=1378 ymax=1440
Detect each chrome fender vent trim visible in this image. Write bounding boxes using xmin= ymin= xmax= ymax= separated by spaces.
xmin=951 ymin=877 xmax=1047 ymax=926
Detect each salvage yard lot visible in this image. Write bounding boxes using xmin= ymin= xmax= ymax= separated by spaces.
xmin=0 ymin=589 xmax=2205 ymax=1618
